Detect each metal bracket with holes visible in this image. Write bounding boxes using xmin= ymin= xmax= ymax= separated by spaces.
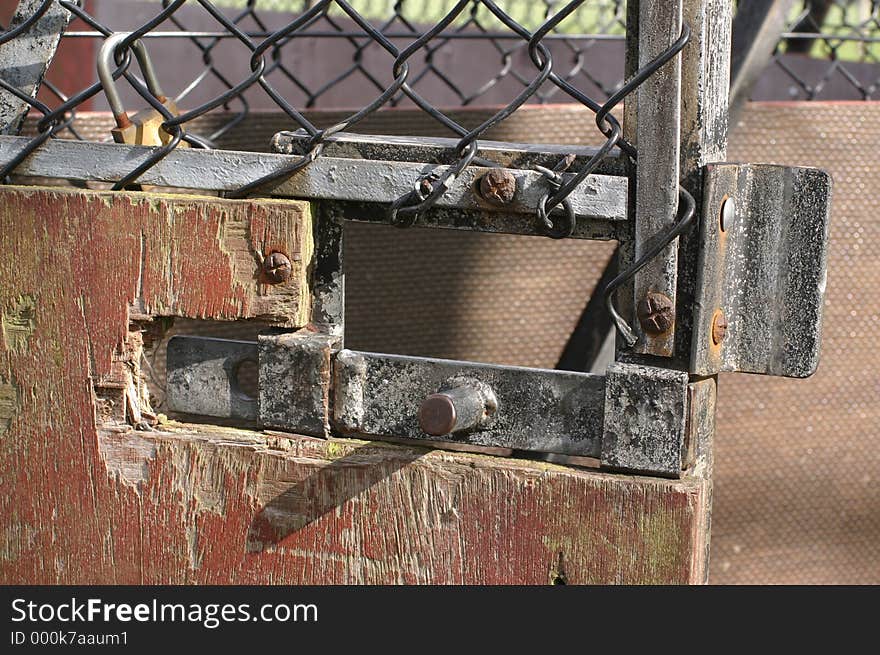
xmin=693 ymin=163 xmax=832 ymax=378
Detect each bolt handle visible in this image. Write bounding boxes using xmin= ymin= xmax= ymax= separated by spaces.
xmin=419 ymin=382 xmax=497 ymax=436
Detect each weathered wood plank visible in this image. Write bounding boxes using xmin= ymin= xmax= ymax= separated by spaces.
xmin=0 ymin=183 xmax=710 ymax=584
xmin=0 ymin=185 xmax=312 ymax=333
xmin=22 ymin=421 xmax=711 ymax=585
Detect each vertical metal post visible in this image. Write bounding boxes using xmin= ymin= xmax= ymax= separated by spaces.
xmin=625 ymin=0 xmax=683 ymax=358
xmin=309 ymin=203 xmax=345 ymax=338
xmin=677 ymin=0 xmax=735 ymax=364
xmin=728 ymin=0 xmax=798 ymax=123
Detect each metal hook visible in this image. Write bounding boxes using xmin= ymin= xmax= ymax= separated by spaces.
xmin=97 ymin=32 xmax=167 ymax=128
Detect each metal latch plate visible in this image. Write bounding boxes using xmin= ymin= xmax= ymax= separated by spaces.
xmin=692 ymin=163 xmax=832 ymax=377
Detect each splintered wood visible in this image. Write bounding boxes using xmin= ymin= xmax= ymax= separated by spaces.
xmin=0 ymin=185 xmax=711 ymax=584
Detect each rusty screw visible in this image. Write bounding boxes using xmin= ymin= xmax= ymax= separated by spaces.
xmin=478 ymin=169 xmax=517 ymax=206
xmin=637 ymin=291 xmax=675 ymax=335
xmin=712 ymin=310 xmax=729 ymax=345
xmin=263 ymin=251 xmax=291 ymax=284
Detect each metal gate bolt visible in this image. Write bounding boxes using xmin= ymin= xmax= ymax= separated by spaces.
xmin=637 ymin=291 xmax=675 ymax=335
xmin=478 ymin=169 xmax=517 ymax=206
xmin=712 ymin=310 xmax=729 ymax=345
xmin=263 ymin=251 xmax=292 ymax=284
xmin=419 ymin=380 xmax=498 ymax=436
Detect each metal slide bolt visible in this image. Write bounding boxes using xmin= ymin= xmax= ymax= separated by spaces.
xmin=419 ymin=380 xmax=498 ymax=436
xmin=478 ymin=169 xmax=517 ymax=206
xmin=263 ymin=252 xmax=292 ymax=284
xmin=637 ymin=291 xmax=675 ymax=335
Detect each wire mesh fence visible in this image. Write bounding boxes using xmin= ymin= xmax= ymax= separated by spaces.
xmin=0 ymin=0 xmax=666 ymax=221
xmin=762 ymin=0 xmax=880 ymax=99
xmin=0 ymin=1 xmax=877 ymax=216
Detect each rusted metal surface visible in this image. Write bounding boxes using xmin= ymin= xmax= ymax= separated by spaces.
xmin=262 ymin=251 xmax=292 ymax=285
xmin=692 ymin=163 xmax=831 ymax=377
xmin=478 ymin=169 xmax=517 ymax=207
xmin=637 ymin=291 xmax=675 ymax=336
xmin=418 ymin=380 xmax=497 ymax=437
xmin=601 ymin=363 xmax=690 ymax=478
xmin=711 ymin=310 xmax=728 ymax=345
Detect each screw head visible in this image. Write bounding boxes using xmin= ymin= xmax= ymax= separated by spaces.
xmin=637 ymin=291 xmax=675 ymax=335
xmin=418 ymin=176 xmax=435 ymax=199
xmin=419 ymin=393 xmax=457 ymax=436
xmin=720 ymin=197 xmax=735 ymax=232
xmin=263 ymin=251 xmax=291 ymax=284
xmin=712 ymin=310 xmax=729 ymax=345
xmin=478 ymin=169 xmax=517 ymax=206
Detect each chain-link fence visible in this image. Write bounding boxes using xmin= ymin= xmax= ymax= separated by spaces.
xmin=2 ymin=1 xmax=876 ymax=193
xmin=3 ymin=1 xmax=681 ymax=213
xmin=759 ymin=0 xmax=880 ymax=100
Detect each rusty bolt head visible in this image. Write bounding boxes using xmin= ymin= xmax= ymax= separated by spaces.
xmin=637 ymin=292 xmax=675 ymax=335
xmin=478 ymin=169 xmax=517 ymax=206
xmin=419 ymin=393 xmax=457 ymax=436
xmin=263 ymin=251 xmax=291 ymax=284
xmin=712 ymin=310 xmax=729 ymax=345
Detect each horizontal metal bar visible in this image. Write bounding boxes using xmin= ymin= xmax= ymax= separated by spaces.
xmin=287 ymin=157 xmax=627 ymax=223
xmin=332 ymin=350 xmax=606 ymax=457
xmin=778 ymin=31 xmax=880 ymax=43
xmin=0 ymin=136 xmax=628 ymax=233
xmin=164 ymin=335 xmax=694 ymax=475
xmin=165 ymin=336 xmax=258 ymax=421
xmin=61 ymin=31 xmax=627 ymax=41
xmin=272 ymin=130 xmax=627 ymax=176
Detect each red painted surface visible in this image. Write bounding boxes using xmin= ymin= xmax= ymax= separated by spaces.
xmin=0 ymin=185 xmax=709 ymax=584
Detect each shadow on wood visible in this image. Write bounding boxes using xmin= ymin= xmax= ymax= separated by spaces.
xmin=247 ymin=442 xmax=426 ymax=551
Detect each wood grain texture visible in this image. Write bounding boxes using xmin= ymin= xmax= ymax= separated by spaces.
xmin=0 ymin=185 xmax=312 ymax=331
xmin=0 ymin=184 xmax=710 ymax=584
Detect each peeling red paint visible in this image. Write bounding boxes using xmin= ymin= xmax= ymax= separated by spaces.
xmin=0 ymin=185 xmax=709 ymax=584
